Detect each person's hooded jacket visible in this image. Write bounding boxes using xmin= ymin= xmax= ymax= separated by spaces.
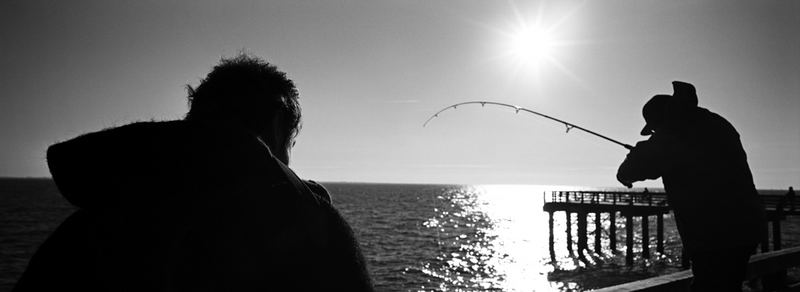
xmin=13 ymin=120 xmax=373 ymax=291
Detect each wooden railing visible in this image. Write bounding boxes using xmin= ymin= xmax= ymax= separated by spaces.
xmin=546 ymin=191 xmax=669 ymax=207
xmin=593 ymin=246 xmax=800 ymax=292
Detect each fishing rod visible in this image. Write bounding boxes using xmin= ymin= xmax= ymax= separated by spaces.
xmin=423 ymin=101 xmax=633 ymax=150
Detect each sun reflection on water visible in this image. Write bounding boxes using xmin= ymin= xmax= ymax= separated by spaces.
xmin=419 ymin=185 xmax=558 ymax=291
xmin=472 ymin=184 xmax=557 ymax=291
xmin=418 ymin=184 xmax=683 ymax=291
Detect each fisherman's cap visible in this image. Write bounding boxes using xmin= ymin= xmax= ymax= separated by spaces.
xmin=640 ymin=81 xmax=698 ymax=136
xmin=640 ymin=95 xmax=671 ymax=136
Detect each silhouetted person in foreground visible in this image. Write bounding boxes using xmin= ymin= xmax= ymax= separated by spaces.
xmin=14 ymin=54 xmax=374 ymax=291
xmin=617 ymin=81 xmax=766 ymax=292
xmin=787 ymin=186 xmax=796 ymax=211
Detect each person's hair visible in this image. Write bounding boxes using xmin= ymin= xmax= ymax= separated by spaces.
xmin=185 ymin=54 xmax=301 ymax=142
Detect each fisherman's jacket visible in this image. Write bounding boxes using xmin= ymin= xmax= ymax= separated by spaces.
xmin=14 ymin=120 xmax=373 ymax=292
xmin=617 ymin=108 xmax=766 ymax=253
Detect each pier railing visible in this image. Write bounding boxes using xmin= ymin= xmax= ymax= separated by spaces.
xmin=593 ymin=246 xmax=800 ymax=292
xmin=546 ymin=190 xmax=668 ymax=207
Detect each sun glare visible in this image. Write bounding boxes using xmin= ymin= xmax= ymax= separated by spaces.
xmin=489 ymin=2 xmax=585 ymax=86
xmin=508 ymin=26 xmax=555 ymax=66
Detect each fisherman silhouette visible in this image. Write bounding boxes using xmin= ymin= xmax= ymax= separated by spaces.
xmin=642 ymin=188 xmax=652 ymax=205
xmin=788 ymin=186 xmax=796 ymax=212
xmin=13 ymin=54 xmax=374 ymax=292
xmin=617 ymin=81 xmax=766 ymax=292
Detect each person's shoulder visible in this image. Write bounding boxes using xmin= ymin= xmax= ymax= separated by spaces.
xmin=46 ymin=120 xmax=188 ymax=171
xmin=694 ymin=108 xmax=738 ymax=137
xmin=695 ymin=108 xmax=728 ymax=125
xmin=304 ymin=180 xmax=333 ymax=203
xmin=62 ymin=120 xmax=184 ymax=143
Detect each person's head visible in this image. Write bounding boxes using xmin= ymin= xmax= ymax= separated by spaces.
xmin=640 ymin=94 xmax=671 ymax=136
xmin=185 ymin=54 xmax=301 ymax=164
xmin=640 ymin=81 xmax=698 ymax=136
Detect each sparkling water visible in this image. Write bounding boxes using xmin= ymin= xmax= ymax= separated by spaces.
xmin=1 ymin=179 xmax=797 ymax=291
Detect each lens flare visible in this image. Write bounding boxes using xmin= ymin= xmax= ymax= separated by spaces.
xmin=507 ymin=26 xmax=555 ymax=66
xmin=487 ymin=1 xmax=587 ymax=89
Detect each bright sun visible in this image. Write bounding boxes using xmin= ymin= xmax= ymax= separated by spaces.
xmin=491 ymin=2 xmax=584 ymax=84
xmin=507 ymin=26 xmax=555 ymax=65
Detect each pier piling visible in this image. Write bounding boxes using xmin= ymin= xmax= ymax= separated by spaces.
xmin=656 ymin=214 xmax=664 ymax=254
xmin=578 ymin=211 xmax=588 ymax=256
xmin=548 ymin=211 xmax=555 ymax=261
xmin=626 ymin=214 xmax=634 ymax=265
xmin=594 ymin=212 xmax=602 ymax=253
xmin=642 ymin=215 xmax=650 ymax=259
xmin=566 ymin=211 xmax=573 ymax=253
xmin=609 ymin=211 xmax=617 ymax=252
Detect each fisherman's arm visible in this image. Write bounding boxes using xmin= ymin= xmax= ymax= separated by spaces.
xmin=617 ymin=138 xmax=665 ymax=188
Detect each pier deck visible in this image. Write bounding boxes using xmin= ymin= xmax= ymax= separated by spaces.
xmin=543 ymin=190 xmax=670 ymax=216
xmin=543 ymin=190 xmax=796 ymax=215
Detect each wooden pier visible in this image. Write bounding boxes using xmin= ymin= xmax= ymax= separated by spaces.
xmin=543 ymin=190 xmax=671 ymax=265
xmin=543 ymin=190 xmax=795 ymax=266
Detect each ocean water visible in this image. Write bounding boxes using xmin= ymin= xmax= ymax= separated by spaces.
xmin=328 ymin=183 xmax=686 ymax=291
xmin=1 ymin=178 xmax=798 ymax=292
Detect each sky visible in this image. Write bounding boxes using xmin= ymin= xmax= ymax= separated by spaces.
xmin=1 ymin=0 xmax=798 ymax=188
